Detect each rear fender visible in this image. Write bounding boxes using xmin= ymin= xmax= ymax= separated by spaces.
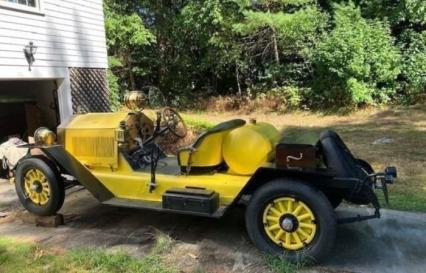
xmin=238 ymin=167 xmax=379 ymax=207
xmin=240 ymin=167 xmax=335 ymax=195
xmin=234 ymin=167 xmax=364 ymax=206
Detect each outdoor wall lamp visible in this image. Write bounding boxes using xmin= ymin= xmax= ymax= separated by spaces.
xmin=24 ymin=41 xmax=38 ymax=71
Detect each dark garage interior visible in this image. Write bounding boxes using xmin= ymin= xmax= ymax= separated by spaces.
xmin=0 ymin=80 xmax=60 ymax=143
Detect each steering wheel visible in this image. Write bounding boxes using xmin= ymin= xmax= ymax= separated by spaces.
xmin=162 ymin=107 xmax=187 ymax=138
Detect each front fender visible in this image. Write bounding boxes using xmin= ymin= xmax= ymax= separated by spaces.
xmin=24 ymin=145 xmax=114 ymax=202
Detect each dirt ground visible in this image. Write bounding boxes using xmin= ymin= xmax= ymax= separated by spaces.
xmin=1 ymin=179 xmax=426 ymax=273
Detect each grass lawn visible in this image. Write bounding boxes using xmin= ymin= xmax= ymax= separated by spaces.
xmin=0 ymin=235 xmax=177 ymax=273
xmin=0 ymin=237 xmax=178 ymax=273
xmin=183 ymin=105 xmax=426 ymax=212
xmin=0 ymin=236 xmax=298 ymax=273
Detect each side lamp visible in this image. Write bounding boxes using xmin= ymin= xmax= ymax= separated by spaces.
xmin=23 ymin=41 xmax=38 ymax=71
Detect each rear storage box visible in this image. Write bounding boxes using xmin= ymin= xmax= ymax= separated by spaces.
xmin=276 ymin=143 xmax=319 ymax=169
xmin=163 ymin=188 xmax=219 ymax=214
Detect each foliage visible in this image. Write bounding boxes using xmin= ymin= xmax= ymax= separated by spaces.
xmin=313 ymin=3 xmax=401 ymax=107
xmin=399 ymin=30 xmax=426 ymax=99
xmin=104 ymin=0 xmax=155 ymax=93
xmin=233 ymin=1 xmax=327 ymax=89
xmin=0 ymin=237 xmax=176 ymax=273
xmin=265 ymin=254 xmax=304 ymax=273
xmin=107 ymin=68 xmax=121 ymax=111
xmin=103 ymin=0 xmax=425 ymax=110
xmin=256 ymin=85 xmax=303 ymax=111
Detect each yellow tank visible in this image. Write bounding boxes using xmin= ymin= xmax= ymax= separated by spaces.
xmin=222 ymin=122 xmax=279 ymax=175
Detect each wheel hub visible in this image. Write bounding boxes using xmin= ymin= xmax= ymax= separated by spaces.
xmin=280 ymin=214 xmax=299 ymax=232
xmin=31 ymin=181 xmax=43 ymax=193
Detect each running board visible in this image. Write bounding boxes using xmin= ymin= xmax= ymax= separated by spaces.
xmin=102 ymin=198 xmax=227 ymax=218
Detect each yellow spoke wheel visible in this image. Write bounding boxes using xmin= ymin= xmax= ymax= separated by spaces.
xmin=23 ymin=168 xmax=51 ymax=206
xmin=16 ymin=158 xmax=65 ymax=216
xmin=263 ymin=197 xmax=317 ymax=251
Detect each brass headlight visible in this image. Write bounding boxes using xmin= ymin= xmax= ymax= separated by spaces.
xmin=34 ymin=127 xmax=56 ymax=146
xmin=124 ymin=91 xmax=147 ymax=111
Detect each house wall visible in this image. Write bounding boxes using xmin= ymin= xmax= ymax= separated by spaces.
xmin=0 ymin=0 xmax=108 ymax=69
xmin=0 ymin=0 xmax=109 ymax=121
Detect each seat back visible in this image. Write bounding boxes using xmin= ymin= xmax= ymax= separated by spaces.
xmin=178 ymin=119 xmax=246 ymax=169
xmin=319 ymin=130 xmax=366 ymax=180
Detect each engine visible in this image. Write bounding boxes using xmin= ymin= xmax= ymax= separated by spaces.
xmin=57 ymin=111 xmax=154 ymax=169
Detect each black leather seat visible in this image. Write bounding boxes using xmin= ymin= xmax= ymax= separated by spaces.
xmin=319 ymin=130 xmax=367 ymax=180
xmin=191 ymin=119 xmax=246 ymax=147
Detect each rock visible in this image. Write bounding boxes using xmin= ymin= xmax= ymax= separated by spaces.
xmin=372 ymin=137 xmax=394 ymax=145
xmin=18 ymin=211 xmax=64 ymax=227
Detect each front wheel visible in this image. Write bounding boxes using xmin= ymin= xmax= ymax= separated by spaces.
xmin=245 ymin=179 xmax=336 ymax=263
xmin=15 ymin=158 xmax=65 ymax=216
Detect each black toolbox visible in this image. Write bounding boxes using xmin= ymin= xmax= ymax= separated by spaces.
xmin=162 ymin=188 xmax=219 ymax=214
xmin=276 ymin=143 xmax=319 ymax=169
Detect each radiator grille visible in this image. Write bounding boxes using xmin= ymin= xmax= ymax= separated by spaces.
xmin=72 ymin=137 xmax=115 ymax=158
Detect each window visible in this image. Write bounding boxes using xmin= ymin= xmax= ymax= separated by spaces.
xmin=4 ymin=0 xmax=36 ymax=7
xmin=0 ymin=0 xmax=43 ymax=14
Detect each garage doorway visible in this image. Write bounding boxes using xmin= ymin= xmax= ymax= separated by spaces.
xmin=0 ymin=80 xmax=61 ymax=143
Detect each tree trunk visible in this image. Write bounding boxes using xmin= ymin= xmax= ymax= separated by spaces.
xmin=267 ymin=4 xmax=280 ymax=66
xmin=235 ymin=61 xmax=242 ymax=98
xmin=271 ymin=28 xmax=280 ymax=65
xmin=129 ymin=68 xmax=136 ymax=91
xmin=127 ymin=53 xmax=136 ymax=91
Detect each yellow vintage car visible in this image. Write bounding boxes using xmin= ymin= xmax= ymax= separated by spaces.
xmin=13 ymin=92 xmax=396 ymax=263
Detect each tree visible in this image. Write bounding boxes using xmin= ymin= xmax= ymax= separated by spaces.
xmin=313 ymin=3 xmax=401 ymax=106
xmin=180 ymin=0 xmax=244 ymax=96
xmin=399 ymin=30 xmax=426 ymax=99
xmin=104 ymin=0 xmax=155 ymax=91
xmin=353 ymin=0 xmax=426 ymax=97
xmin=233 ymin=0 xmax=327 ymax=88
xmin=102 ymin=0 xmax=423 ymax=109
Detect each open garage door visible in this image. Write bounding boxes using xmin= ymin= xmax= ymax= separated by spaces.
xmin=0 ymin=80 xmax=60 ymax=143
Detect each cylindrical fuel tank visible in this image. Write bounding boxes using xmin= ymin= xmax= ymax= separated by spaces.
xmin=222 ymin=122 xmax=279 ymax=175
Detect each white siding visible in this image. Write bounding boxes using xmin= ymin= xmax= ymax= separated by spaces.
xmin=0 ymin=0 xmax=108 ymax=69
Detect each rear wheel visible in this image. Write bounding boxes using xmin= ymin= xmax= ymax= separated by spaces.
xmin=15 ymin=158 xmax=64 ymax=216
xmin=245 ymin=179 xmax=336 ymax=263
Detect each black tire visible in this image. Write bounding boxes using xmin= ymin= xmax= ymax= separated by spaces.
xmin=245 ymin=179 xmax=336 ymax=264
xmin=15 ymin=157 xmax=65 ymax=216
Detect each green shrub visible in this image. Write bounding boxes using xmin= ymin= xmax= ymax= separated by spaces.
xmin=399 ymin=30 xmax=426 ymax=99
xmin=312 ymin=3 xmax=401 ymax=107
xmin=107 ymin=69 xmax=121 ymax=111
xmin=269 ymin=86 xmax=303 ymax=110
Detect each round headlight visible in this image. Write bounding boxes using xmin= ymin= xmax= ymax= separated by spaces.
xmin=34 ymin=127 xmax=56 ymax=146
xmin=124 ymin=91 xmax=147 ymax=111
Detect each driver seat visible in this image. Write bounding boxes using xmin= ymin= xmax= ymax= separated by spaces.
xmin=178 ymin=119 xmax=246 ymax=173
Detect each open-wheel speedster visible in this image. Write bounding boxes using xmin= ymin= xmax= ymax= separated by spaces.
xmin=13 ymin=91 xmax=396 ymax=263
